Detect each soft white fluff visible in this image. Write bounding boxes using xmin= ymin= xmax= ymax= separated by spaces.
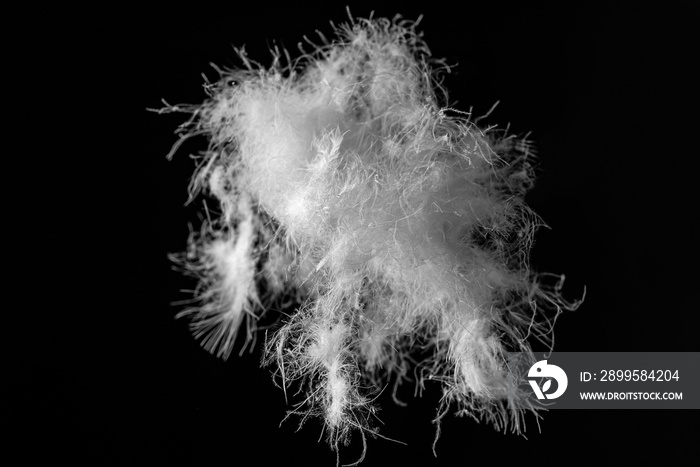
xmin=165 ymin=15 xmax=581 ymax=461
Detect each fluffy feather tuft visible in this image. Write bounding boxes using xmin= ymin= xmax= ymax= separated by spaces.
xmin=164 ymin=14 xmax=582 ymax=458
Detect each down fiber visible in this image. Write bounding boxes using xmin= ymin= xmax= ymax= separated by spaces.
xmin=163 ymin=15 xmax=578 ymax=460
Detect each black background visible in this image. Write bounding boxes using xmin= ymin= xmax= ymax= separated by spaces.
xmin=44 ymin=2 xmax=699 ymax=465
